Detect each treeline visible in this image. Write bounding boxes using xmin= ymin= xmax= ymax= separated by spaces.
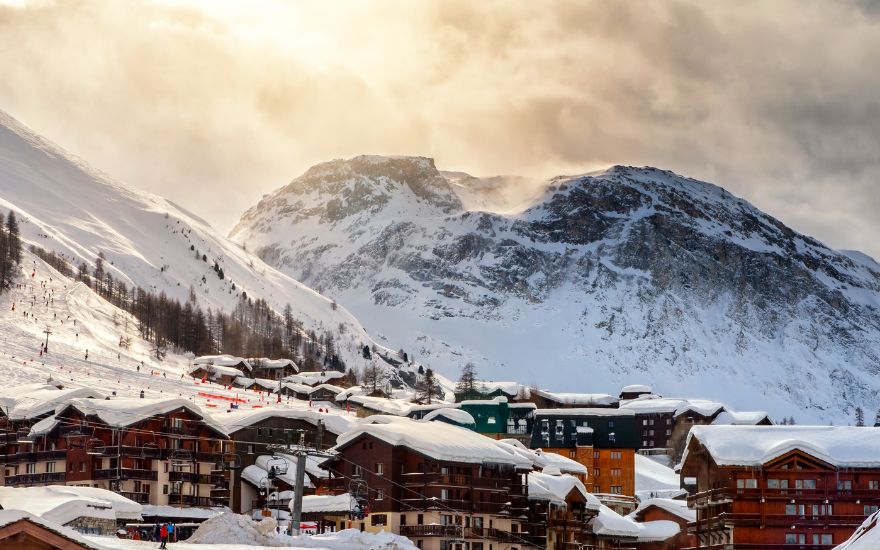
xmin=30 ymin=245 xmax=344 ymax=371
xmin=0 ymin=211 xmax=22 ymax=293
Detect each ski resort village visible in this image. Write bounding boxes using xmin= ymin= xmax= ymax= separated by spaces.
xmin=2 ymin=2 xmax=880 ymax=550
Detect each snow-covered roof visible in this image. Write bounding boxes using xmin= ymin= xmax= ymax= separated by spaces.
xmin=423 ymin=407 xmax=476 ymax=426
xmin=527 ymin=471 xmax=600 ymax=509
xmin=621 ymin=384 xmax=652 ymax=394
xmin=460 ymin=395 xmax=508 ymax=406
xmin=589 ymin=504 xmax=641 ymax=538
xmin=191 ymin=364 xmax=245 ymax=379
xmin=297 ymin=493 xmax=355 ymax=514
xmin=834 ymin=510 xmax=880 ymax=550
xmin=310 ymin=383 xmax=344 ymax=395
xmin=211 ymin=407 xmax=356 ymax=436
xmin=634 ymin=520 xmax=681 ymax=542
xmin=534 ymin=407 xmax=634 ymax=417
xmin=58 ymin=397 xmax=226 ymax=435
xmin=471 ymin=381 xmax=525 ymax=396
xmin=534 ymin=449 xmax=589 ymax=476
xmin=242 ymin=453 xmax=329 ymax=490
xmin=673 ymin=399 xmax=725 ymax=418
xmin=284 ymin=371 xmax=346 ymax=385
xmin=252 ymin=358 xmax=299 ymax=372
xmin=334 ymin=416 xmax=532 ymax=467
xmin=619 ymin=397 xmax=688 ymax=414
xmin=634 ymin=454 xmax=686 ymax=500
xmin=0 ymin=386 xmax=106 ymax=421
xmin=0 ymin=510 xmax=113 ymax=550
xmin=682 ymin=426 xmax=880 ymax=468
xmin=193 ymin=355 xmax=252 ymax=370
xmin=0 ymin=486 xmax=142 ymax=525
xmin=533 ymin=389 xmax=619 ymax=406
xmin=629 ymin=498 xmax=695 ymax=523
xmin=712 ymin=410 xmax=771 ymax=425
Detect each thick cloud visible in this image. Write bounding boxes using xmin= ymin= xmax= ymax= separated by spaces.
xmin=0 ymin=0 xmax=878 ymax=258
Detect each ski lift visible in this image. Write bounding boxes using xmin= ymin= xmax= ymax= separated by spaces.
xmin=141 ymin=442 xmax=160 ymax=458
xmin=266 ymin=456 xmax=288 ymax=478
xmin=85 ymin=438 xmax=106 ymax=456
xmin=170 ymin=449 xmax=192 ymax=466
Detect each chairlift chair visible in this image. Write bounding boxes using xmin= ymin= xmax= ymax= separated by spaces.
xmin=141 ymin=442 xmax=160 ymax=459
xmin=266 ymin=457 xmax=288 ymax=478
xmin=86 ymin=437 xmax=106 ymax=456
xmin=221 ymin=452 xmax=241 ymax=471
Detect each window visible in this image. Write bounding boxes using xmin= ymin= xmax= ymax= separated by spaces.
xmin=666 ymin=418 xmax=672 ymax=424
xmin=865 ymin=505 xmax=879 ymax=515
xmin=593 ymin=485 xmax=600 ymax=492
xmin=594 ymin=451 xmax=600 ymax=459
xmin=642 ymin=440 xmax=648 ymax=447
xmin=608 ymin=420 xmax=614 ymax=428
xmin=46 ymin=462 xmax=56 ymax=473
xmin=838 ymin=480 xmax=853 ymax=491
xmin=795 ymin=479 xmax=816 ymax=490
xmin=648 ymin=430 xmax=654 ymax=436
xmin=370 ymin=514 xmax=387 ymax=526
xmin=767 ymin=479 xmax=789 ymax=489
xmin=593 ymin=469 xmax=600 ymax=478
xmin=649 ymin=440 xmax=654 ymax=447
xmin=812 ymin=534 xmax=833 ymax=545
xmin=736 ymin=479 xmax=757 ymax=489
xmin=376 ymin=489 xmax=384 ymax=500
xmin=569 ymin=450 xmax=576 ymax=459
xmin=785 ymin=504 xmax=805 ymax=517
xmin=440 ymin=489 xmax=449 ymax=500
xmin=163 ymin=484 xmax=169 ymax=495
xmin=610 ymin=485 xmax=622 ymax=494
xmin=376 ymin=463 xmax=384 ymax=476
xmin=610 ymin=451 xmax=622 ymax=460
xmin=26 ymin=463 xmax=36 ymax=474
xmin=246 ymin=444 xmax=254 ymax=454
xmin=473 ymin=517 xmax=483 ymax=529
xmin=649 ymin=419 xmax=655 ymax=425
xmin=811 ymin=504 xmax=832 ymax=516
xmin=642 ymin=419 xmax=648 ymax=426
xmin=611 ymin=469 xmax=621 ymax=477
xmin=80 ymin=461 xmax=86 ymax=472
xmin=665 ymin=429 xmax=671 ymax=436
xmin=869 ymin=480 xmax=880 ymax=490
xmin=786 ymin=534 xmax=806 ymax=544
xmin=353 ymin=464 xmax=362 ymax=477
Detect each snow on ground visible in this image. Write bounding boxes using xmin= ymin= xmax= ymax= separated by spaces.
xmin=634 ymin=454 xmax=685 ymax=500
xmin=0 ymin=251 xmax=362 ymax=426
xmin=834 ymin=510 xmax=880 ymax=550
xmin=0 ymin=486 xmax=142 ymax=525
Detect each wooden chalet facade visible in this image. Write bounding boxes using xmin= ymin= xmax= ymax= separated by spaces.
xmin=680 ymin=425 xmax=880 ymax=550
xmin=6 ymin=397 xmax=233 ymax=508
xmin=525 ymin=470 xmax=601 ymax=550
xmin=321 ymin=418 xmax=533 ymax=550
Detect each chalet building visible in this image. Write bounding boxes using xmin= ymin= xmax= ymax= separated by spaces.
xmin=453 ymin=381 xmax=528 ymax=403
xmin=214 ymin=409 xmax=355 ymax=513
xmin=459 ymin=397 xmax=536 ymax=443
xmin=0 ymin=510 xmax=108 ymax=550
xmin=627 ymin=498 xmax=696 ymax=550
xmin=283 ymin=371 xmax=347 ymax=388
xmin=530 ymin=409 xmax=638 ymax=499
xmin=9 ymin=397 xmax=232 ymax=508
xmin=188 ymin=364 xmax=245 ymax=386
xmin=529 ymin=390 xmax=619 ymax=410
xmin=240 ymin=453 xmax=329 ymax=516
xmin=192 ymin=355 xmax=253 ymax=376
xmin=619 ymin=385 xmax=653 ymax=401
xmin=321 ymin=416 xmax=534 ymax=550
xmin=680 ymin=425 xmax=880 ymax=549
xmin=248 ymin=358 xmax=299 ymax=381
xmin=421 ymin=408 xmax=476 ymax=430
xmin=619 ymin=398 xmax=682 ymax=452
xmin=404 ymin=403 xmax=455 ymax=421
xmin=525 ymin=469 xmax=601 ymax=549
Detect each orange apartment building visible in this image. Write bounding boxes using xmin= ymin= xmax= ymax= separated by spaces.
xmin=530 ymin=408 xmax=638 ymax=501
xmin=680 ymin=425 xmax=880 ymax=549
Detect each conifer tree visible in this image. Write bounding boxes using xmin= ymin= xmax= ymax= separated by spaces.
xmin=455 ymin=362 xmax=478 ymax=395
xmin=855 ymin=407 xmax=865 ymax=427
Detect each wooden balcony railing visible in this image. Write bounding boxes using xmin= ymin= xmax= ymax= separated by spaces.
xmin=94 ymin=468 xmax=157 ymax=481
xmin=5 ymin=471 xmax=66 ymax=485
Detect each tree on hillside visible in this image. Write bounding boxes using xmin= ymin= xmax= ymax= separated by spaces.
xmin=855 ymin=407 xmax=865 ymax=427
xmin=363 ymin=361 xmax=381 ymax=394
xmin=455 ymin=362 xmax=478 ymax=394
xmin=416 ymin=368 xmax=442 ymax=404
xmin=362 ymin=345 xmax=371 ymax=360
xmin=6 ymin=211 xmax=20 ymax=265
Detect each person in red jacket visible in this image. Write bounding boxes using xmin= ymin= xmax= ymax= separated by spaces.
xmin=159 ymin=523 xmax=169 ymax=549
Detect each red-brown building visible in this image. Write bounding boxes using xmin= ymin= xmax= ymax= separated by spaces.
xmin=628 ymin=498 xmax=696 ymax=550
xmin=8 ymin=397 xmax=232 ymax=508
xmin=321 ymin=416 xmax=533 ymax=550
xmin=680 ymin=425 xmax=880 ymax=549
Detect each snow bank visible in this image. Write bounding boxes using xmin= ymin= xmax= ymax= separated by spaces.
xmin=835 ymin=510 xmax=880 ymax=550
xmin=187 ymin=513 xmax=417 ymax=549
xmin=634 ymin=454 xmax=685 ymax=500
xmin=0 ymin=485 xmax=141 ymax=525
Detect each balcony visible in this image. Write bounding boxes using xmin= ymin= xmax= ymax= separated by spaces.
xmin=5 ymin=471 xmax=66 ymax=485
xmin=400 ymin=472 xmax=516 ymax=491
xmin=168 ymin=494 xmax=213 ymax=507
xmin=94 ymin=468 xmax=157 ymax=481
xmin=169 ymin=470 xmax=204 ymax=483
xmin=4 ymin=449 xmax=67 ymax=463
xmin=119 ymin=491 xmax=151 ymax=504
xmin=166 ymin=425 xmax=199 ymax=437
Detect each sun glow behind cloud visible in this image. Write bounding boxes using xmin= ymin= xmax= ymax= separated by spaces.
xmin=0 ymin=0 xmax=878 ymax=258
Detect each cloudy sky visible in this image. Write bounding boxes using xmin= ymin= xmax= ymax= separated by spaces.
xmin=1 ymin=0 xmax=878 ymax=258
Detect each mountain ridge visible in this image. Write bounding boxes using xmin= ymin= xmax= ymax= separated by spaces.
xmin=231 ymin=155 xmax=880 ymax=423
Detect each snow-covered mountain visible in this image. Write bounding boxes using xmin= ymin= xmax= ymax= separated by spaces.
xmin=231 ymin=155 xmax=880 ymax=422
xmin=0 ymin=110 xmax=387 ymax=369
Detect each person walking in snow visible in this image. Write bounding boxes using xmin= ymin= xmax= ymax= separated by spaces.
xmin=152 ymin=523 xmax=160 ymax=542
xmin=159 ymin=523 xmax=168 ymax=548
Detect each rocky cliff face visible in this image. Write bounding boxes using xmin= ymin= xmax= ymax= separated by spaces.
xmin=231 ymin=157 xmax=880 ymax=422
